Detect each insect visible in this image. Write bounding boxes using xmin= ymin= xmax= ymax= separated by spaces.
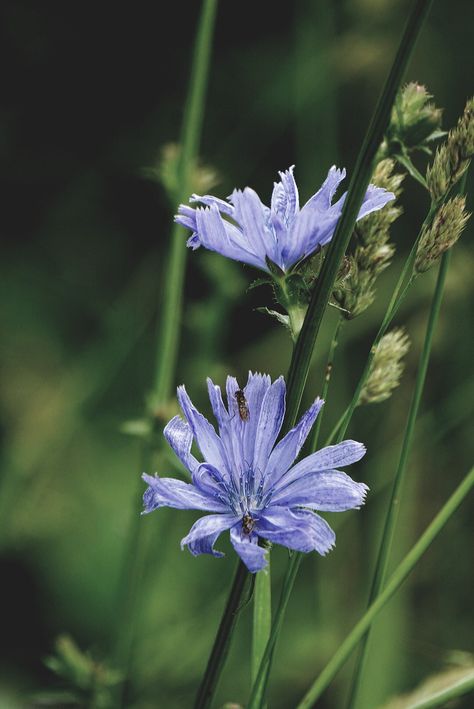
xmin=242 ymin=513 xmax=256 ymax=535
xmin=235 ymin=389 xmax=250 ymax=422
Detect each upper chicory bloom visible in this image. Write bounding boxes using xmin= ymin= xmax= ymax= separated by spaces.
xmin=142 ymin=373 xmax=368 ymax=573
xmin=175 ymin=165 xmax=395 ymax=274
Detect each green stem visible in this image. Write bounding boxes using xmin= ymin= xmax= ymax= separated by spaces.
xmin=248 ymin=553 xmax=302 ymax=709
xmin=247 ymin=3 xmax=433 ymax=705
xmin=309 ymin=316 xmax=344 ymax=452
xmin=347 ymin=251 xmax=451 ymax=709
xmin=295 ymin=466 xmax=474 ymax=708
xmin=284 ymin=0 xmax=434 ymax=430
xmin=153 ymin=0 xmax=218 ymax=405
xmin=114 ymin=0 xmax=218 ymax=699
xmin=194 ymin=562 xmax=250 ymax=709
xmin=402 ymin=671 xmax=474 ymax=709
xmin=252 ymin=558 xmax=272 ymax=689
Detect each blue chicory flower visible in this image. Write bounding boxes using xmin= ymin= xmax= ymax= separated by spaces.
xmin=142 ymin=372 xmax=368 ymax=573
xmin=175 ymin=165 xmax=395 ymax=273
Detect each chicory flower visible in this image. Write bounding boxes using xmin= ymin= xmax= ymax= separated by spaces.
xmin=142 ymin=373 xmax=368 ymax=573
xmin=175 ymin=165 xmax=395 ymax=273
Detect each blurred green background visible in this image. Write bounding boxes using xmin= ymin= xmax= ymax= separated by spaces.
xmin=1 ymin=0 xmax=473 ymax=707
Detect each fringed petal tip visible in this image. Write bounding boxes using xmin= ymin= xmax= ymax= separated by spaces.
xmin=277 ymin=164 xmax=296 ymax=180
xmin=356 ymin=482 xmax=370 ymax=508
xmin=141 ymin=473 xmax=160 ymax=514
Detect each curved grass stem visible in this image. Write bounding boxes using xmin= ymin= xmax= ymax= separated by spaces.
xmin=295 ymin=465 xmax=474 ymax=708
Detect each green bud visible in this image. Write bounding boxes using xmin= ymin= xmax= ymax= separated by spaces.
xmin=415 ymin=197 xmax=470 ymax=273
xmin=359 ymin=329 xmax=410 ymax=405
xmin=427 ymin=97 xmax=474 ymax=201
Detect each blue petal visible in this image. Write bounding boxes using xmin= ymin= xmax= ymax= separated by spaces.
xmin=276 ymin=440 xmax=366 ymax=489
xmin=175 ymin=204 xmax=198 ymax=232
xmin=186 ymin=233 xmax=201 ymax=250
xmin=181 ymin=513 xmax=239 ymax=557
xmin=303 ymin=165 xmax=347 ymax=212
xmin=207 ymin=378 xmax=229 ymax=431
xmin=270 ymin=470 xmax=369 ymax=510
xmin=163 ymin=415 xmax=199 ymax=475
xmin=270 ymin=165 xmax=299 ymax=225
xmin=242 ymin=372 xmax=272 ymax=465
xmin=281 ymin=166 xmax=347 ymax=268
xmin=190 ymin=193 xmax=235 ymax=217
xmin=258 ymin=508 xmax=336 ymax=555
xmin=195 ymin=205 xmax=266 ymax=270
xmin=177 ymin=385 xmax=232 ymax=480
xmin=252 ymin=376 xmax=286 ymax=481
xmin=219 ymin=372 xmax=272 ymax=481
xmin=357 ymin=185 xmax=395 ymax=220
xmin=264 ymin=398 xmax=324 ymax=490
xmin=225 ymin=375 xmax=240 ymax=420
xmin=230 ymin=526 xmax=268 ymax=572
xmin=192 ymin=462 xmax=232 ymax=506
xmin=230 ymin=188 xmax=277 ymax=265
xmin=142 ymin=474 xmax=227 ymax=513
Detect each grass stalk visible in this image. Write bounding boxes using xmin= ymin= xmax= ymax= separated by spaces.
xmin=295 ymin=465 xmax=474 ymax=708
xmin=346 ymin=260 xmax=452 ymax=709
xmin=114 ymin=0 xmax=218 ymax=700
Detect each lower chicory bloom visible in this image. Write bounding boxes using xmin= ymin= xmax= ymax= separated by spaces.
xmin=142 ymin=373 xmax=368 ymax=573
xmin=175 ymin=165 xmax=395 ymax=273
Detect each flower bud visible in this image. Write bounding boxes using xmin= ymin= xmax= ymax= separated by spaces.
xmin=415 ymin=197 xmax=470 ymax=273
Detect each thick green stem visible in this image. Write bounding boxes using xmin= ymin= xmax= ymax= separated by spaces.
xmin=194 ymin=562 xmax=250 ymax=709
xmin=295 ymin=466 xmax=474 ymax=708
xmin=252 ymin=559 xmax=272 ymax=688
xmin=248 ymin=553 xmax=302 ymax=709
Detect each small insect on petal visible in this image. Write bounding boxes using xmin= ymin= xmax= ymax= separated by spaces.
xmin=235 ymin=389 xmax=250 ymax=422
xmin=242 ymin=512 xmax=256 ymax=535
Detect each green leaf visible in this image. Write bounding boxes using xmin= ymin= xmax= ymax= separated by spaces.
xmin=256 ymin=307 xmax=291 ymax=330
